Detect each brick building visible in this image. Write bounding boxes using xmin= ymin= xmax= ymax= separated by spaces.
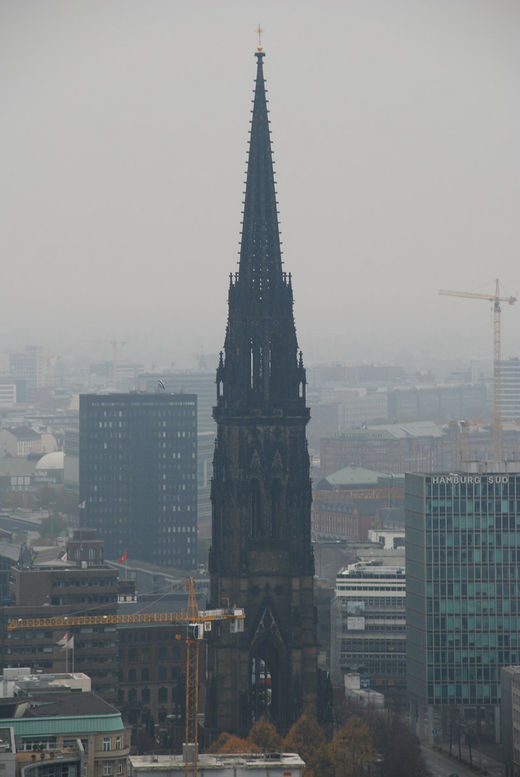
xmin=116 ymin=591 xmax=205 ymax=748
xmin=0 ymin=531 xmax=124 ymax=703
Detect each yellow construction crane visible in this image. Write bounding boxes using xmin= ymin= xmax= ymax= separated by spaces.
xmin=7 ymin=578 xmax=245 ymax=777
xmin=439 ymin=279 xmax=516 ymax=464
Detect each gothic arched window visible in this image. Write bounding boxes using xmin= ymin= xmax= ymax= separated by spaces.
xmin=251 ymin=479 xmax=261 ymax=537
xmin=271 ymin=480 xmax=283 ymax=538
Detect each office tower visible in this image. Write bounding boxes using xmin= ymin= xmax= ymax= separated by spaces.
xmin=406 ymin=471 xmax=520 ymax=741
xmin=207 ymin=45 xmax=317 ymax=734
xmin=331 ymin=561 xmax=407 ymax=709
xmin=80 ymin=393 xmax=197 ymax=568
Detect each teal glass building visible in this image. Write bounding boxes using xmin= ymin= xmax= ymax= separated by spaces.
xmin=406 ymin=471 xmax=520 ymax=740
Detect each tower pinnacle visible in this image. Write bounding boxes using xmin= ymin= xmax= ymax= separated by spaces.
xmin=256 ymin=23 xmax=263 ymax=52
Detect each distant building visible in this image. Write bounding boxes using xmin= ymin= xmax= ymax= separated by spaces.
xmin=320 ymin=421 xmax=451 ymax=477
xmin=79 ymin=393 xmax=197 ymax=568
xmin=406 ymin=471 xmax=520 ymax=742
xmin=502 ymin=358 xmax=520 ymax=420
xmin=0 ymin=458 xmax=34 ymax=493
xmin=9 ymin=347 xmax=46 ymax=399
xmin=331 ymin=561 xmax=406 ymax=708
xmin=334 ymin=388 xmax=388 ymax=431
xmin=387 ymin=384 xmax=488 ymax=423
xmin=0 ymin=427 xmax=42 ymax=458
xmin=64 ymin=427 xmax=80 ymax=491
xmin=0 ymin=382 xmax=16 ymax=409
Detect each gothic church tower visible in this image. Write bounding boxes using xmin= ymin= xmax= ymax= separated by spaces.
xmin=208 ymin=45 xmax=317 ymax=734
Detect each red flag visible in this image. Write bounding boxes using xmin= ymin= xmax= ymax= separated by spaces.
xmin=118 ymin=550 xmax=127 ymax=564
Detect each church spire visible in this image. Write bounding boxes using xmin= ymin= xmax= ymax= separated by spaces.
xmin=239 ymin=47 xmax=283 ymax=297
xmin=216 ymin=47 xmax=306 ymax=410
xmin=209 ymin=44 xmax=317 ymax=735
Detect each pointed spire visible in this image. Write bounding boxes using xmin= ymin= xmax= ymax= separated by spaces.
xmin=239 ymin=47 xmax=282 ymax=297
xmin=216 ymin=45 xmax=307 ymax=413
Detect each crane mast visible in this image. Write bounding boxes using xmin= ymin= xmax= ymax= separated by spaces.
xmin=439 ymin=279 xmax=516 ymax=464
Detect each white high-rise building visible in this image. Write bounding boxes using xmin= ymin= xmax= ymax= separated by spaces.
xmin=331 ymin=560 xmax=406 ymax=707
xmin=502 ymin=358 xmax=520 ymax=419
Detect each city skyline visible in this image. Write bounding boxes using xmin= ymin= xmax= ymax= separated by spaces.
xmin=2 ymin=1 xmax=520 ymax=366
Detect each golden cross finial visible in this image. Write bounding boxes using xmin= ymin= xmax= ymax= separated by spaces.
xmin=256 ymin=23 xmax=263 ymax=52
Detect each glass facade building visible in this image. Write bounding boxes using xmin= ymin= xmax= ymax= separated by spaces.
xmin=406 ymin=472 xmax=520 ymax=734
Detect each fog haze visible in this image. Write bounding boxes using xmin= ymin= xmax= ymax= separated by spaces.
xmin=2 ymin=1 xmax=520 ymax=369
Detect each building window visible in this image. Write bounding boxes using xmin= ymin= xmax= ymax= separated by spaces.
xmin=158 ymin=666 xmax=167 ymax=681
xmin=103 ymin=762 xmax=113 ymax=776
xmin=141 ymin=688 xmax=150 ymax=704
xmin=141 ymin=668 xmax=149 ymax=682
xmin=117 ymin=761 xmax=124 ymax=775
xmin=103 ymin=737 xmax=111 ymax=752
xmin=115 ymin=736 xmax=121 ymax=751
xmin=158 ymin=687 xmax=167 ymax=703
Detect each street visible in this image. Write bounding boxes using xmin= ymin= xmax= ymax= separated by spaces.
xmin=422 ymin=745 xmax=504 ymax=777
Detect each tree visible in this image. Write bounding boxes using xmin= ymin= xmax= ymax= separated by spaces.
xmin=371 ymin=711 xmax=427 ymax=777
xmin=330 ymin=716 xmax=377 ymax=777
xmin=248 ymin=717 xmax=282 ymax=752
xmin=307 ymin=743 xmax=335 ymax=777
xmin=39 ymin=512 xmax=66 ymax=540
xmin=333 ymin=696 xmax=428 ymax=777
xmin=36 ymin=486 xmax=56 ymax=509
xmin=207 ymin=732 xmax=258 ymax=754
xmin=283 ymin=714 xmax=327 ymax=776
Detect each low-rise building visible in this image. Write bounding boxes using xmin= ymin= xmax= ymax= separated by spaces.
xmin=344 ymin=673 xmax=385 ymax=708
xmin=313 ymin=467 xmax=404 ymax=539
xmin=0 ymin=690 xmax=130 ymax=777
xmin=0 ymin=531 xmax=125 ymax=703
xmin=501 ymin=665 xmax=520 ymax=776
xmin=0 ymin=727 xmax=15 ymax=777
xmin=117 ymin=590 xmax=206 ymax=749
xmin=128 ymin=753 xmax=305 ymax=777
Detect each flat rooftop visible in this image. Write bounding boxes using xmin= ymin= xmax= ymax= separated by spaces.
xmin=129 ymin=753 xmax=305 ymax=771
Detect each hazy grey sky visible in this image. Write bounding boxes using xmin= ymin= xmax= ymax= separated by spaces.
xmin=2 ymin=1 xmax=520 ymax=369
